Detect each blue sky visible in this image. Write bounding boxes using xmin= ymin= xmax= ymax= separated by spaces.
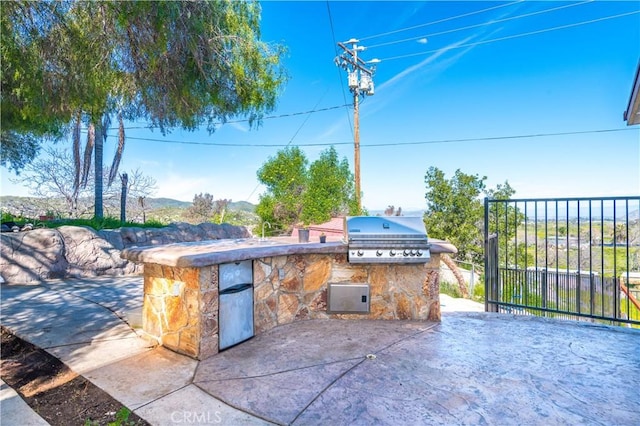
xmin=2 ymin=0 xmax=639 ymax=211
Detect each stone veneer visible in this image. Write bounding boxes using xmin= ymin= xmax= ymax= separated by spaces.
xmin=142 ymin=263 xmax=220 ymax=359
xmin=139 ymin=247 xmax=444 ymax=360
xmin=253 ymin=253 xmax=442 ymax=334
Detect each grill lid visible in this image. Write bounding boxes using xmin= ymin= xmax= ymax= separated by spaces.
xmin=345 ymin=216 xmax=428 ymax=245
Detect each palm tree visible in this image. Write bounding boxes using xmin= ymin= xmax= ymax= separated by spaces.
xmin=73 ymin=111 xmax=125 ymax=219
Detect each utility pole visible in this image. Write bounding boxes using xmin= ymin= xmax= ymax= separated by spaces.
xmin=335 ymin=39 xmax=379 ymax=213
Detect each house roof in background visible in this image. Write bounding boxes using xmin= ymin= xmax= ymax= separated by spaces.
xmin=624 ymin=60 xmax=640 ymax=125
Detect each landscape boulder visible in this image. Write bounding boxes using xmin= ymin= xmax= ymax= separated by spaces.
xmin=0 ymin=223 xmax=250 ymax=284
xmin=0 ymin=228 xmax=68 ymax=283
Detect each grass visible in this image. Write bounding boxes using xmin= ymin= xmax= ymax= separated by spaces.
xmin=2 ymin=212 xmax=165 ymax=230
xmin=498 ymin=272 xmax=640 ymax=328
xmin=85 ymin=407 xmax=136 ymax=426
xmin=439 ymin=281 xmax=463 ymax=299
xmin=522 ymin=245 xmax=639 ymax=276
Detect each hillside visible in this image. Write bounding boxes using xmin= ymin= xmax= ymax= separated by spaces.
xmin=0 ymin=195 xmax=256 ymax=225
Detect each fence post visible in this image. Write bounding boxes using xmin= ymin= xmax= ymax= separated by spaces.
xmin=590 ymin=273 xmax=595 ymax=317
xmin=614 ymin=277 xmax=621 ymax=321
xmin=471 ymin=263 xmax=475 ymax=295
xmin=542 ymin=271 xmax=548 ymax=317
xmin=485 ymin=198 xmax=500 ymax=313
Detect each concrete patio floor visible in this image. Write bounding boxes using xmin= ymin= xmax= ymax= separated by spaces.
xmin=1 ymin=276 xmax=639 ymax=425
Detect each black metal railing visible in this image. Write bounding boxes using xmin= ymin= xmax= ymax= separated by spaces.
xmin=484 ymin=196 xmax=640 ymax=327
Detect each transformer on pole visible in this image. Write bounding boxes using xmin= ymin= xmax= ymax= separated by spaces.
xmin=335 ymin=39 xmax=379 ymax=212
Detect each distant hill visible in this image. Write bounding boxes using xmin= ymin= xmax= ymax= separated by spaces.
xmin=141 ymin=197 xmax=255 ymax=212
xmin=142 ymin=197 xmax=192 ymax=209
xmin=230 ymin=201 xmax=256 ymax=213
xmin=0 ymin=195 xmax=254 ymax=211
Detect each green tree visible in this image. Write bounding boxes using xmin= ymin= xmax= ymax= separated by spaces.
xmin=485 ymin=182 xmax=528 ymax=268
xmin=256 ymin=146 xmax=357 ymax=234
xmin=2 ymin=1 xmax=286 ymax=218
xmin=256 ymin=147 xmax=308 ymax=233
xmin=424 ymin=167 xmax=520 ymax=265
xmin=301 ymin=146 xmax=357 ymax=225
xmin=424 ymin=168 xmax=486 ymax=264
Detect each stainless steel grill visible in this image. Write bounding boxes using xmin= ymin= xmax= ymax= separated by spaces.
xmin=345 ymin=216 xmax=430 ymax=263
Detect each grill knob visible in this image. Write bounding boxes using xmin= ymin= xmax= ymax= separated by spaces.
xmin=357 ymin=249 xmax=364 ymax=256
xmin=376 ymin=250 xmax=383 ymax=257
xmin=389 ymin=249 xmax=396 ymax=256
xmin=403 ymin=249 xmax=410 ymax=256
xmin=416 ymin=249 xmax=423 ymax=256
xmin=410 ymin=249 xmax=417 ymax=256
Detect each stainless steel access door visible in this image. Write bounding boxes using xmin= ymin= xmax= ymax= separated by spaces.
xmin=219 ymin=284 xmax=254 ymax=350
xmin=219 ymin=260 xmax=254 ymax=350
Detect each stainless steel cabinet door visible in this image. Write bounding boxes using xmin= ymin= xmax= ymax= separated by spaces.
xmin=219 ymin=287 xmax=254 ymax=350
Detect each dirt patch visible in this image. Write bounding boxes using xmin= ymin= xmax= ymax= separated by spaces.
xmin=1 ymin=326 xmax=149 ymax=425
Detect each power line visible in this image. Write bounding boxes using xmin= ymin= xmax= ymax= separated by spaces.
xmin=361 ymin=128 xmax=639 ymax=148
xmin=119 ymin=127 xmax=637 ymax=148
xmin=367 ymin=0 xmax=594 ymax=49
xmin=247 ymin=2 xmax=354 ymax=202
xmin=378 ymin=10 xmax=640 ymax=62
xmin=326 ymin=0 xmax=354 ymax=141
xmin=244 ymin=86 xmax=331 ymax=202
xmin=359 ymin=0 xmax=524 ymax=42
xmin=107 ymin=103 xmax=351 ymax=131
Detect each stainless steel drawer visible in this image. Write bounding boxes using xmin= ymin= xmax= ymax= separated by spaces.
xmin=219 ymin=260 xmax=253 ymax=292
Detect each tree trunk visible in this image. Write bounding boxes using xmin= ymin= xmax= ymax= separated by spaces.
xmin=139 ymin=196 xmax=146 ymax=223
xmin=120 ymin=173 xmax=128 ymax=224
xmin=94 ymin=120 xmax=104 ymax=219
xmin=441 ymin=254 xmax=469 ymax=298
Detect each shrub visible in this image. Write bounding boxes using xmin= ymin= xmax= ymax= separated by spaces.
xmin=439 ymin=281 xmax=462 ymax=298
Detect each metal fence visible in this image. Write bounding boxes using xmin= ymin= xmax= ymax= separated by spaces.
xmin=484 ymin=196 xmax=640 ymax=326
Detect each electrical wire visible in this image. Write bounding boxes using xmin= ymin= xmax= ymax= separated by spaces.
xmin=117 ymin=127 xmax=637 ymax=148
xmin=326 ymin=0 xmax=354 ymax=141
xmin=359 ymin=0 xmax=524 ymax=41
xmin=378 ymin=10 xmax=640 ymax=62
xmin=105 ymin=103 xmax=351 ymax=131
xmin=367 ymin=0 xmax=594 ymax=49
xmin=244 ymin=82 xmax=331 ymax=202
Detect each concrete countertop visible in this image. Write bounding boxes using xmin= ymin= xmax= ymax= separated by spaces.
xmin=121 ymin=236 xmax=456 ymax=268
xmin=121 ymin=237 xmax=346 ymax=268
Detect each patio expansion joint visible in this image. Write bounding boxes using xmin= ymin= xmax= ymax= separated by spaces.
xmin=194 ymin=356 xmax=365 ymax=385
xmin=289 ymin=357 xmax=368 ymax=425
xmin=286 ymin=322 xmax=442 ymax=423
xmin=132 ymin=382 xmax=193 ymax=413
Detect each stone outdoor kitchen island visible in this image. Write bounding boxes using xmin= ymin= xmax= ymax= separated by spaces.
xmin=121 ymin=236 xmax=456 ymax=360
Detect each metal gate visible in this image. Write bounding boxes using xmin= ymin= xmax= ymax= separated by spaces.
xmin=484 ymin=196 xmax=640 ymax=326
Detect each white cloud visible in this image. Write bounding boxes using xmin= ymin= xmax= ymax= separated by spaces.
xmin=154 ymin=173 xmax=212 ymax=201
xmin=314 ymin=119 xmax=351 ymax=141
xmin=227 ymin=121 xmax=249 ymax=133
xmin=377 ymin=33 xmax=477 ymax=93
xmin=417 ymin=38 xmax=428 ymax=44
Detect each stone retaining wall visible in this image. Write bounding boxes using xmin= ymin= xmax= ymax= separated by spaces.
xmin=0 ymin=223 xmax=250 ymax=284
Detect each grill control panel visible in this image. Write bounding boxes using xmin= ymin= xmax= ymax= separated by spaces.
xmin=348 ymin=248 xmax=430 ymax=264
